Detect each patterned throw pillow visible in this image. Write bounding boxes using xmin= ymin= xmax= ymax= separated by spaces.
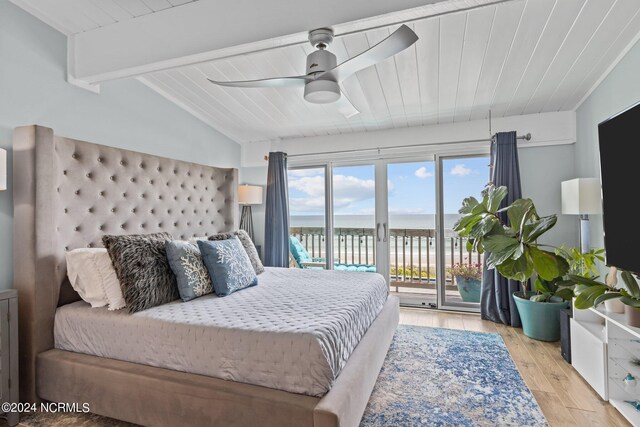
xmin=103 ymin=232 xmax=179 ymax=313
xmin=209 ymin=230 xmax=265 ymax=275
xmin=165 ymin=240 xmax=213 ymax=302
xmin=198 ymin=237 xmax=258 ymax=297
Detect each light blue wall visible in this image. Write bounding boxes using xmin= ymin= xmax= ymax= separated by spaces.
xmin=575 ymin=39 xmax=640 ymax=259
xmin=0 ymin=1 xmax=241 ymax=289
xmin=519 ymin=145 xmax=577 ymax=249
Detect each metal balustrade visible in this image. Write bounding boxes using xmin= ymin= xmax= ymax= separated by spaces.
xmin=289 ymin=227 xmax=483 ymax=291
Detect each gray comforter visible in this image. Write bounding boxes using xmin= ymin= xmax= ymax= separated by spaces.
xmin=54 ymin=267 xmax=389 ymax=396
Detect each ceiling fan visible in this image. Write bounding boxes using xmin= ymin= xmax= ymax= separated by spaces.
xmin=207 ymin=25 xmax=419 ymax=118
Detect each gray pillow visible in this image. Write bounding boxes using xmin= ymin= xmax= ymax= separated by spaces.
xmin=165 ymin=240 xmax=213 ymax=302
xmin=198 ymin=238 xmax=258 ymax=296
xmin=103 ymin=232 xmax=178 ymax=313
xmin=209 ymin=230 xmax=265 ymax=275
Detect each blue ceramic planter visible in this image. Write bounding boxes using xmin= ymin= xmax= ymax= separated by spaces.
xmin=455 ymin=276 xmax=481 ymax=303
xmin=513 ymin=292 xmax=569 ymax=342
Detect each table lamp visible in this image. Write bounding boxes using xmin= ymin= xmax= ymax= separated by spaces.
xmin=561 ymin=178 xmax=602 ymax=254
xmin=238 ymin=184 xmax=263 ymax=242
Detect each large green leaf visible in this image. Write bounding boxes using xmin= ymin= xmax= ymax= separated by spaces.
xmin=621 ymin=271 xmax=640 ymax=299
xmin=483 ymin=235 xmax=521 ymax=269
xmin=483 ymin=235 xmax=519 ymax=253
xmin=487 ymin=186 xmax=508 ymax=213
xmin=453 ymin=214 xmax=483 ymax=236
xmin=512 ymin=243 xmax=525 ymax=260
xmin=469 ymin=216 xmax=500 ymax=239
xmin=620 ymin=296 xmax=640 ymax=308
xmin=574 ymin=285 xmax=608 ymax=309
xmin=486 ymin=249 xmax=517 ymax=270
xmin=529 ymin=246 xmax=569 ymax=281
xmin=507 ymin=199 xmax=535 ymax=235
xmin=458 ymin=196 xmax=480 ymax=215
xmin=534 ymin=277 xmax=552 ymax=293
xmin=522 ymin=215 xmax=557 ymax=243
xmin=497 ymin=253 xmax=534 ymax=282
xmin=593 ymin=292 xmax=622 ymax=307
xmin=567 ymin=274 xmax=605 ymax=288
xmin=573 ymin=284 xmax=591 ymax=295
xmin=555 ymin=287 xmax=575 ymax=302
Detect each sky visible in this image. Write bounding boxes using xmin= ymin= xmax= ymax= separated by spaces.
xmin=288 ymin=156 xmax=490 ymax=217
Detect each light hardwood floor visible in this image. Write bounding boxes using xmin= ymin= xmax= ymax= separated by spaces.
xmin=1 ymin=308 xmax=630 ymax=427
xmin=400 ymin=308 xmax=631 ymax=427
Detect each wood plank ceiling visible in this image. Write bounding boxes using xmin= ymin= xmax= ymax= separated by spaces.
xmin=141 ymin=0 xmax=640 ymax=143
xmin=11 ymin=0 xmax=197 ymax=34
xmin=13 ymin=0 xmax=640 ymax=144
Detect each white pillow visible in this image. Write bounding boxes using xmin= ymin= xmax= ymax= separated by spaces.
xmin=65 ymin=248 xmax=126 ymax=310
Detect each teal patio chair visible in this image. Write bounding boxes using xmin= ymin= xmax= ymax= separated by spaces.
xmin=289 ymin=236 xmax=376 ymax=272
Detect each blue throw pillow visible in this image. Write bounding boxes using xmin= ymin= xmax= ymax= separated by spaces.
xmin=198 ymin=237 xmax=258 ymax=296
xmin=165 ymin=240 xmax=213 ymax=302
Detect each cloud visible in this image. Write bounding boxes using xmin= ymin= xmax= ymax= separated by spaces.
xmin=414 ymin=166 xmax=433 ymax=179
xmin=289 ymin=197 xmax=326 ymax=213
xmin=450 ymin=164 xmax=472 ymax=176
xmin=289 ymin=176 xmax=326 ymax=197
xmin=288 ymin=169 xmax=324 ymax=178
xmin=289 ymin=174 xmax=393 ymax=212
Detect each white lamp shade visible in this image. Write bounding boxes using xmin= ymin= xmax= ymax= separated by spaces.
xmin=561 ymin=178 xmax=602 ymax=215
xmin=238 ymin=185 xmax=263 ymax=205
xmin=0 ymin=148 xmax=6 ymax=191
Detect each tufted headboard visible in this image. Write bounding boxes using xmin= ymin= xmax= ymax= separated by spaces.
xmin=12 ymin=125 xmax=238 ymax=402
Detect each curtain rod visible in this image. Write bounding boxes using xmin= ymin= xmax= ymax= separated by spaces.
xmin=263 ymin=133 xmax=531 ymax=160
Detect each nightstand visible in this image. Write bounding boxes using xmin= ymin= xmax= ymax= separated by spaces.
xmin=0 ymin=290 xmax=18 ymax=427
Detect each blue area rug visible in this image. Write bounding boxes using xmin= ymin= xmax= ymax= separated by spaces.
xmin=361 ymin=326 xmax=547 ymax=427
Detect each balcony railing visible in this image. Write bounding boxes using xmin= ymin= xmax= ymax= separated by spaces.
xmin=290 ymin=226 xmax=482 ymax=290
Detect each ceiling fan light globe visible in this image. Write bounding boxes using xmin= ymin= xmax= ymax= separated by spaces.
xmin=304 ymin=79 xmax=340 ymax=104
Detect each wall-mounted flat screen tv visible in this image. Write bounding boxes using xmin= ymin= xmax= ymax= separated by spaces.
xmin=598 ymin=101 xmax=640 ymax=274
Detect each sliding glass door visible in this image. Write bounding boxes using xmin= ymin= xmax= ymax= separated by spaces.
xmin=331 ymin=164 xmax=379 ymax=273
xmin=438 ymin=155 xmax=489 ymax=309
xmin=287 ymin=153 xmax=488 ymax=312
xmin=287 ymin=166 xmax=328 ymax=268
xmin=386 ymin=160 xmax=438 ymax=308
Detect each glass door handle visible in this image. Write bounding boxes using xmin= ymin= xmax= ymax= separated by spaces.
xmin=383 ymin=223 xmax=388 ymax=242
xmin=376 ymin=222 xmax=382 ymax=242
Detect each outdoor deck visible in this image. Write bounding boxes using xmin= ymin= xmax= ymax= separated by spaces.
xmin=290 ymin=226 xmax=483 ymax=301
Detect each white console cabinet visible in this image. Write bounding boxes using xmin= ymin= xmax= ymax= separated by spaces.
xmin=571 ymin=303 xmax=640 ymax=425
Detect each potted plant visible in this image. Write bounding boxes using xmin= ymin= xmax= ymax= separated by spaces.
xmin=454 ymin=184 xmax=572 ymax=341
xmin=568 ymin=268 xmax=640 ymax=328
xmin=556 ymin=247 xmax=622 ymax=313
xmin=447 ymin=263 xmax=482 ymax=302
xmin=555 ymin=246 xmax=605 ymax=278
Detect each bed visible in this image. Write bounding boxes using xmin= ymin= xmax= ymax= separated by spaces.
xmin=13 ymin=125 xmax=399 ymax=427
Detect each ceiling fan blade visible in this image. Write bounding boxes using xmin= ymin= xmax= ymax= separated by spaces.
xmin=207 ymin=75 xmax=309 ymax=88
xmin=336 ymin=90 xmax=360 ymax=118
xmin=323 ymin=24 xmax=418 ymax=82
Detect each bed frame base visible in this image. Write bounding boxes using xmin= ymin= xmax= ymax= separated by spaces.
xmin=37 ymin=296 xmax=399 ymax=427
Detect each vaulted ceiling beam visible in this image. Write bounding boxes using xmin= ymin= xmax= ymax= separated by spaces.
xmin=67 ymin=0 xmax=451 ymax=88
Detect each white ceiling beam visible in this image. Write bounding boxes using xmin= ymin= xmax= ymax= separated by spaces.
xmin=67 ymin=0 xmax=459 ymax=85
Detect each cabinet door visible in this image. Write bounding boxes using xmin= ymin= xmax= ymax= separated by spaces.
xmin=570 ymin=318 xmax=607 ymax=399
